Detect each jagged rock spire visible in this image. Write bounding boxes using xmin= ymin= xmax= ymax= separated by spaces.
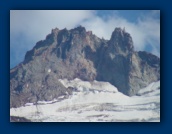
xmin=10 ymin=26 xmax=160 ymax=108
xmin=109 ymin=27 xmax=134 ymax=54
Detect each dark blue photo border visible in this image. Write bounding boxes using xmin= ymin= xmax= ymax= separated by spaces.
xmin=1 ymin=0 xmax=171 ymax=134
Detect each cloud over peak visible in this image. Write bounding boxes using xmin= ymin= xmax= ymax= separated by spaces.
xmin=10 ymin=10 xmax=160 ymax=68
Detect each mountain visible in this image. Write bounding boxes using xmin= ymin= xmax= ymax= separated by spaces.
xmin=10 ymin=26 xmax=160 ymax=108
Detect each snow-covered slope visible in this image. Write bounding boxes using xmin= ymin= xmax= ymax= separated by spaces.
xmin=10 ymin=79 xmax=160 ymax=122
xmin=59 ymin=78 xmax=118 ymax=93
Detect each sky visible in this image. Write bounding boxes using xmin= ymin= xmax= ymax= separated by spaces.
xmin=10 ymin=10 xmax=160 ymax=69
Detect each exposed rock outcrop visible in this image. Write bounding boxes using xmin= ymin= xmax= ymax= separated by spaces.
xmin=10 ymin=26 xmax=160 ymax=108
xmin=10 ymin=116 xmax=32 ymax=122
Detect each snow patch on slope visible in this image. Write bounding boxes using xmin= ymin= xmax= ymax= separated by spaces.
xmin=137 ymin=81 xmax=160 ymax=96
xmin=10 ymin=79 xmax=160 ymax=122
xmin=59 ymin=78 xmax=118 ymax=93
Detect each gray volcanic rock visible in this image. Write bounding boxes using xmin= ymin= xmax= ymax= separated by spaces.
xmin=10 ymin=26 xmax=160 ymax=108
xmin=10 ymin=116 xmax=32 ymax=122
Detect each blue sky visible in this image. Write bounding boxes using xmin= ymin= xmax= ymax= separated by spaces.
xmin=10 ymin=10 xmax=160 ymax=69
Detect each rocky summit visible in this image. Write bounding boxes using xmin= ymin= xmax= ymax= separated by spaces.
xmin=10 ymin=26 xmax=160 ymax=108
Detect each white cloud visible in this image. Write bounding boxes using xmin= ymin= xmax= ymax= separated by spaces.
xmin=81 ymin=11 xmax=160 ymax=57
xmin=10 ymin=10 xmax=94 ymax=42
xmin=10 ymin=10 xmax=160 ymax=68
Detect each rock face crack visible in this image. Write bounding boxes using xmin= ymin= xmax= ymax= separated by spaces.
xmin=10 ymin=26 xmax=160 ymax=108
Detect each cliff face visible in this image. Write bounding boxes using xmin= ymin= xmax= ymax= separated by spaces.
xmin=10 ymin=26 xmax=160 ymax=108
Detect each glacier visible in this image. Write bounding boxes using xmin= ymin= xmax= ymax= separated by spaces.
xmin=10 ymin=79 xmax=160 ymax=122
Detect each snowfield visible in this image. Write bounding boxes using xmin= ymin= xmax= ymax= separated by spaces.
xmin=10 ymin=79 xmax=160 ymax=122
